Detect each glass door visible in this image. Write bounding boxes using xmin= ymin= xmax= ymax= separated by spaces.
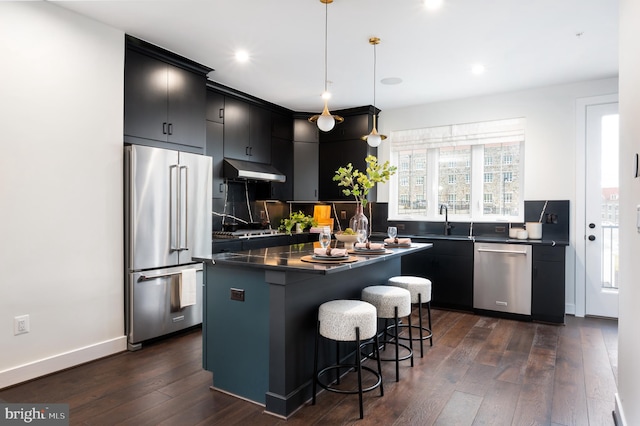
xmin=585 ymin=102 xmax=619 ymax=318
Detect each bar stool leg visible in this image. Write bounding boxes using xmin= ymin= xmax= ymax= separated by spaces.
xmin=428 ymin=300 xmax=433 ymax=347
xmin=312 ymin=320 xmax=320 ymax=405
xmin=418 ymin=294 xmax=424 ymax=357
xmin=355 ymin=327 xmax=364 ymax=419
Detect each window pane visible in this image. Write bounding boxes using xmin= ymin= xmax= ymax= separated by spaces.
xmin=483 ymin=142 xmax=521 ymax=217
xmin=438 ymin=146 xmax=471 ymax=214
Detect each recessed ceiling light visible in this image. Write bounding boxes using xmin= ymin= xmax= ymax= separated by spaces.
xmin=235 ymin=50 xmax=249 ymax=63
xmin=471 ymin=64 xmax=485 ymax=75
xmin=381 ymin=77 xmax=403 ymax=85
xmin=424 ymin=0 xmax=444 ymax=10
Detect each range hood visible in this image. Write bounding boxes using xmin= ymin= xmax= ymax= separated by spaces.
xmin=223 ymin=158 xmax=286 ymax=183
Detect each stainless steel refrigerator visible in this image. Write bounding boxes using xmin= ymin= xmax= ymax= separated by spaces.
xmin=124 ymin=144 xmax=212 ymax=350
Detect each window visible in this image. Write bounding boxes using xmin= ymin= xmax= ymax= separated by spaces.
xmin=389 ymin=117 xmax=525 ymax=220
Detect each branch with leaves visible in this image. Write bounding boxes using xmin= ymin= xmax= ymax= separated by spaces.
xmin=333 ymin=155 xmax=397 ymax=207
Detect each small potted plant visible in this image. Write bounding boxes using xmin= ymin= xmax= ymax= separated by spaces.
xmin=279 ymin=211 xmax=318 ymax=234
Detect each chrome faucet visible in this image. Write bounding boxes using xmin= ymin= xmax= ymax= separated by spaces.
xmin=439 ymin=204 xmax=453 ymax=235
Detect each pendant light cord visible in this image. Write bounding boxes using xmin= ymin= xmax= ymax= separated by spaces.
xmin=372 ymin=41 xmax=376 ymax=107
xmin=324 ymin=1 xmax=328 ymax=93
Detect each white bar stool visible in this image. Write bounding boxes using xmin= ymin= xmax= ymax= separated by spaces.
xmin=387 ymin=275 xmax=433 ymax=357
xmin=361 ymin=285 xmax=414 ymax=382
xmin=312 ymin=299 xmax=384 ymax=419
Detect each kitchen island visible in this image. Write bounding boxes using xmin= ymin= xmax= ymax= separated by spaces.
xmin=194 ymin=241 xmax=432 ymax=417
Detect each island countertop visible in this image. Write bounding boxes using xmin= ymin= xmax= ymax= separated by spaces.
xmin=199 ymin=241 xmax=432 ymax=418
xmin=194 ymin=241 xmax=433 ymax=274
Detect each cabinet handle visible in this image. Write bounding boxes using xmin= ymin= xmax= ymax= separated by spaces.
xmin=249 ymin=146 xmax=253 ymax=156
xmin=246 ymin=146 xmax=250 ymax=156
xmin=168 ymin=123 xmax=173 ymax=135
xmin=219 ymin=108 xmax=224 ymax=120
xmin=163 ymin=122 xmax=168 ymax=135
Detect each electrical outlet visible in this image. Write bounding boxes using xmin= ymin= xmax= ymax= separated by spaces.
xmin=14 ymin=315 xmax=29 ymax=335
xmin=260 ymin=210 xmax=265 ymax=219
xmin=230 ymin=288 xmax=245 ymax=302
xmin=340 ymin=210 xmax=347 ymax=220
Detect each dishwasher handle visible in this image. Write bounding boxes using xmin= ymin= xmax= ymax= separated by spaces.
xmin=476 ymin=248 xmax=529 ymax=255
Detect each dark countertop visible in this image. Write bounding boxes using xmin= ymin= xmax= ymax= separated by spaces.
xmin=194 ymin=241 xmax=432 ymax=274
xmin=393 ymin=233 xmax=569 ymax=247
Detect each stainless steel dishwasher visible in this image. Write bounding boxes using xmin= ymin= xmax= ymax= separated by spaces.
xmin=473 ymin=243 xmax=532 ymax=315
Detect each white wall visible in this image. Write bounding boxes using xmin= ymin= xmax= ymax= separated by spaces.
xmin=376 ymin=78 xmax=618 ymax=315
xmin=616 ymin=0 xmax=640 ymax=424
xmin=0 ymin=2 xmax=125 ymax=387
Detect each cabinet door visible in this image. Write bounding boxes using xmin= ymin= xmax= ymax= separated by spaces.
xmin=319 ymin=139 xmax=371 ymax=200
xmin=269 ymin=137 xmax=293 ymax=200
xmin=167 ymin=65 xmax=206 ymax=149
xmin=322 ymin=114 xmax=371 ymax=142
xmin=206 ymin=91 xmax=225 ymax=124
xmin=223 ymin=97 xmax=251 ymax=160
xmin=531 ymin=246 xmax=566 ymax=323
xmin=294 ymin=141 xmax=319 ymax=200
xmin=206 ymin=120 xmax=225 ymax=199
xmin=124 ymin=49 xmax=168 ymax=142
xmin=272 ymin=110 xmax=293 ymax=140
xmin=249 ymin=105 xmax=271 ymax=163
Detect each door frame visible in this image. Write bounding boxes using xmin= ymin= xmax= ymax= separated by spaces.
xmin=575 ymin=93 xmax=619 ymax=317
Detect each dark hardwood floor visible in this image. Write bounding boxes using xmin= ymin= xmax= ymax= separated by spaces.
xmin=0 ymin=309 xmax=618 ymax=425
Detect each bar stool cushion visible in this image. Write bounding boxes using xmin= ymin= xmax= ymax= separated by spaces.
xmin=361 ymin=286 xmax=411 ymax=319
xmin=318 ymin=300 xmax=377 ymax=342
xmin=387 ymin=276 xmax=432 ymax=304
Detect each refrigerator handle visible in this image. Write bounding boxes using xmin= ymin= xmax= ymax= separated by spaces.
xmin=170 ymin=164 xmax=179 ymax=252
xmin=179 ymin=165 xmax=189 ymax=251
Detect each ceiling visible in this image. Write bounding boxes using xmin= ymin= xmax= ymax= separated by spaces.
xmin=52 ymin=0 xmax=618 ymax=113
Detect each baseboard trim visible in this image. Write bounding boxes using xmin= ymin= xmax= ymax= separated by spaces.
xmin=0 ymin=336 xmax=127 ymax=389
xmin=614 ymin=393 xmax=627 ymax=426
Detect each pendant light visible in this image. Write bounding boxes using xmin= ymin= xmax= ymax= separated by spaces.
xmin=309 ymin=0 xmax=343 ymax=132
xmin=361 ymin=37 xmax=387 ymax=147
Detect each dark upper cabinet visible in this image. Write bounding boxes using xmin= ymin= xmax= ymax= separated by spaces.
xmin=206 ymin=91 xmax=225 ymax=124
xmin=318 ymin=107 xmax=377 ymax=201
xmin=258 ymin=137 xmax=293 ymax=200
xmin=205 ymin=120 xmax=225 ymax=199
xmin=293 ymin=118 xmax=319 ymax=200
xmin=124 ymin=45 xmax=208 ymax=152
xmin=249 ymin=105 xmax=271 ymax=163
xmin=272 ymin=110 xmax=294 ymax=140
xmin=321 ymin=114 xmax=372 ymax=142
xmin=224 ymin=97 xmax=271 ymax=164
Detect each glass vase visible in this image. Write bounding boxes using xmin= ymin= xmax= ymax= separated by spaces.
xmin=348 ymin=203 xmax=369 ymax=236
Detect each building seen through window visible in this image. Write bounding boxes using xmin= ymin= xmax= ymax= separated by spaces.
xmin=389 ymin=118 xmax=525 ymax=220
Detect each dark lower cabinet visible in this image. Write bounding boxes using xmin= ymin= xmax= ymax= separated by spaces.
xmin=401 ymin=239 xmax=474 ymax=311
xmin=531 ymin=245 xmax=566 ymax=323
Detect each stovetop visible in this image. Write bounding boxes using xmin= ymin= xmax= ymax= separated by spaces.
xmin=213 ymin=229 xmax=282 ymax=239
